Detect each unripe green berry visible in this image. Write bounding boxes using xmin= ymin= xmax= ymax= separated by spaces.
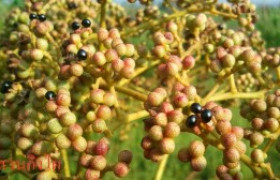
xmin=167 ymin=110 xmax=184 ymax=123
xmin=90 ymin=89 xmax=105 ymax=104
xmin=103 ymin=92 xmax=116 ymax=106
xmin=148 ymin=92 xmax=163 ymax=107
xmin=72 ymin=136 xmax=87 ymax=152
xmin=92 ymin=52 xmax=106 ymax=66
xmin=190 ymin=156 xmax=207 ymax=171
xmin=222 ymin=54 xmax=236 ymax=68
xmin=223 ymin=148 xmax=240 ymax=163
xmin=80 ymin=154 xmax=93 ymax=167
xmin=17 ymin=137 xmax=33 ymax=151
xmin=67 ymin=123 xmax=83 ymax=140
xmin=153 ymin=112 xmax=168 ymax=127
xmin=105 ymin=49 xmax=118 ymax=62
xmin=21 ymin=122 xmax=37 ymax=137
xmin=159 ymin=138 xmax=175 ymax=154
xmin=92 ymin=119 xmax=107 ymax=133
xmin=30 ymin=49 xmax=44 ymax=61
xmin=116 ymin=43 xmax=127 ymax=57
xmin=216 ymin=120 xmax=232 ymax=135
xmin=36 ymin=38 xmax=48 ymax=50
xmin=251 ymin=149 xmax=265 ymax=163
xmin=89 ymin=155 xmax=107 ymax=170
xmin=252 ymin=100 xmax=267 ymax=113
xmin=56 ymin=134 xmax=71 ymax=149
xmin=60 ymin=112 xmax=77 ymax=126
xmin=164 ymin=122 xmax=180 ymax=138
xmin=250 ymin=132 xmax=264 ymax=148
xmin=47 ymin=118 xmax=63 ymax=134
xmin=188 ymin=141 xmax=205 ymax=158
xmin=96 ymin=105 xmax=112 ymax=120
xmin=267 ymin=107 xmax=280 ymax=118
xmin=264 ymin=118 xmax=279 ymax=132
xmin=70 ymin=63 xmax=84 ymax=77
xmin=149 ymin=125 xmax=163 ymax=141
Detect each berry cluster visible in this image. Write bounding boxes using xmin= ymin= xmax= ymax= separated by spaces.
xmin=1 ymin=0 xmax=280 ymax=179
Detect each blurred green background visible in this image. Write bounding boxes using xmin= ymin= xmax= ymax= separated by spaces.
xmin=1 ymin=0 xmax=280 ymax=179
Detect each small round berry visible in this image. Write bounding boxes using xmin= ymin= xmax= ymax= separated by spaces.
xmin=38 ymin=14 xmax=46 ymax=22
xmin=201 ymin=109 xmax=212 ymax=123
xmin=178 ymin=148 xmax=191 ymax=162
xmin=55 ymin=134 xmax=71 ymax=149
xmin=251 ymin=149 xmax=264 ymax=163
xmin=1 ymin=81 xmax=12 ymax=94
xmin=82 ymin=19 xmax=91 ymax=28
xmin=191 ymin=156 xmax=207 ymax=171
xmin=188 ymin=141 xmax=206 ymax=158
xmin=45 ymin=91 xmax=56 ymax=100
xmin=94 ymin=138 xmax=109 ymax=156
xmin=114 ymin=162 xmax=129 ymax=178
xmin=186 ymin=115 xmax=197 ymax=128
xmin=159 ymin=138 xmax=175 ymax=154
xmin=72 ymin=136 xmax=87 ymax=152
xmin=190 ymin=103 xmax=202 ymax=114
xmin=72 ymin=22 xmax=80 ymax=30
xmin=29 ymin=13 xmax=37 ymax=20
xmin=118 ymin=150 xmax=133 ymax=164
xmin=77 ymin=49 xmax=88 ymax=60
xmin=90 ymin=155 xmax=107 ymax=170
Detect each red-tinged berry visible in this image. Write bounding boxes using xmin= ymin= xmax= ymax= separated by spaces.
xmin=72 ymin=136 xmax=87 ymax=152
xmin=191 ymin=156 xmax=207 ymax=171
xmin=188 ymin=141 xmax=205 ymax=158
xmin=164 ymin=122 xmax=180 ymax=138
xmin=149 ymin=125 xmax=163 ymax=141
xmin=89 ymin=155 xmax=107 ymax=170
xmin=159 ymin=138 xmax=175 ymax=154
xmin=67 ymin=123 xmax=83 ymax=140
xmin=114 ymin=162 xmax=129 ymax=178
xmin=94 ymin=138 xmax=109 ymax=156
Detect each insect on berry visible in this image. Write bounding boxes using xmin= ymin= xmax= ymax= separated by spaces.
xmin=82 ymin=19 xmax=91 ymax=28
xmin=72 ymin=22 xmax=80 ymax=30
xmin=190 ymin=103 xmax=202 ymax=114
xmin=77 ymin=49 xmax=88 ymax=60
xmin=186 ymin=115 xmax=197 ymax=128
xmin=45 ymin=91 xmax=56 ymax=100
xmin=201 ymin=109 xmax=212 ymax=123
xmin=29 ymin=13 xmax=37 ymax=20
xmin=38 ymin=14 xmax=47 ymax=22
xmin=1 ymin=81 xmax=12 ymax=94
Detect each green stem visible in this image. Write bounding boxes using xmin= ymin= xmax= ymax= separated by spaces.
xmin=154 ymin=155 xmax=169 ymax=180
xmin=61 ymin=149 xmax=71 ymax=177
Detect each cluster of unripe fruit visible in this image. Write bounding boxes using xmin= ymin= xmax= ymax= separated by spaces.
xmin=1 ymin=0 xmax=280 ymax=179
